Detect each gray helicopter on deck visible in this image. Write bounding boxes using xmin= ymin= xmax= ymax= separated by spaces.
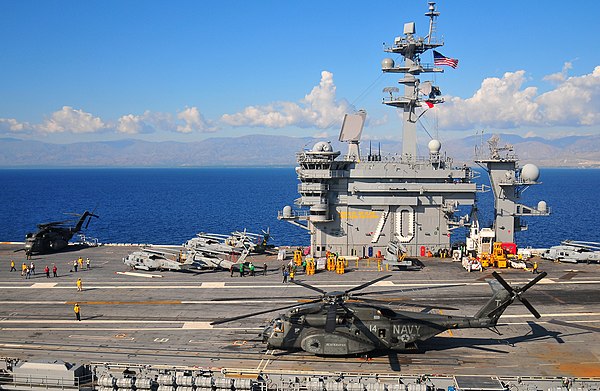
xmin=211 ymin=272 xmax=546 ymax=356
xmin=123 ymin=246 xmax=249 ymax=271
xmin=541 ymin=240 xmax=600 ymax=264
xmin=23 ymin=210 xmax=98 ymax=256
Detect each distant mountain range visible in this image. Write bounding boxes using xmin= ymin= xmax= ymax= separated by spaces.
xmin=1 ymin=133 xmax=599 ymax=168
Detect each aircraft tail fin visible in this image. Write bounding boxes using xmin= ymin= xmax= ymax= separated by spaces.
xmin=75 ymin=210 xmax=99 ymax=232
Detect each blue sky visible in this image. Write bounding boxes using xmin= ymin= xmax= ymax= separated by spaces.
xmin=1 ymin=1 xmax=599 ymax=144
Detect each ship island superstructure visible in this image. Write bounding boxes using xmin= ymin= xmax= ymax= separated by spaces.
xmin=279 ymin=2 xmax=550 ymax=258
xmin=280 ymin=3 xmax=478 ymax=258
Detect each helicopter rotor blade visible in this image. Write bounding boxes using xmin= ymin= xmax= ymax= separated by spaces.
xmin=325 ymin=303 xmax=338 ymax=333
xmin=491 ymin=272 xmax=515 ymax=294
xmin=519 ymin=271 xmax=548 ymax=293
xmin=351 ymin=284 xmax=464 ymax=297
xmin=345 ymin=275 xmax=391 ymax=294
xmin=210 ymin=299 xmax=320 ymax=326
xmin=519 ymin=297 xmax=541 ymax=319
xmin=352 ymin=297 xmax=458 ymax=311
xmin=291 ymin=279 xmax=327 ymax=295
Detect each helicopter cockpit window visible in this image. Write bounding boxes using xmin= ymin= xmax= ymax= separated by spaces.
xmin=274 ymin=320 xmax=284 ymax=332
xmin=378 ymin=328 xmax=386 ymax=338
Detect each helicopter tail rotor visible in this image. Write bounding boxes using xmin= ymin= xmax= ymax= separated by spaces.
xmin=476 ymin=271 xmax=546 ymax=321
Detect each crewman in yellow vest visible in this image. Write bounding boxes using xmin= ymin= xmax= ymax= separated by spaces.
xmin=74 ymin=303 xmax=81 ymax=321
xmin=76 ymin=278 xmax=83 ymax=292
xmin=10 ymin=260 xmax=16 ymax=272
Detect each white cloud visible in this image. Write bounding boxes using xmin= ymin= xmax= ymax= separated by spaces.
xmin=436 ymin=66 xmax=600 ymax=130
xmin=536 ymin=66 xmax=600 ymax=126
xmin=543 ymin=61 xmax=573 ymax=83
xmin=221 ymin=71 xmax=353 ymax=129
xmin=176 ymin=106 xmax=215 ymax=133
xmin=116 ymin=111 xmax=176 ymax=134
xmin=117 ymin=114 xmax=144 ymax=134
xmin=0 ymin=118 xmax=28 ymax=132
xmin=1 ymin=106 xmax=215 ymax=136
xmin=38 ymin=106 xmax=105 ymax=133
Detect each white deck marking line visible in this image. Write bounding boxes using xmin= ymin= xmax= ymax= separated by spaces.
xmin=0 ymin=327 xmax=262 ymax=332
xmin=501 ymin=312 xmax=600 ymax=318
xmin=30 ymin=283 xmax=58 ymax=288
xmin=182 ymin=322 xmax=213 ymax=329
xmin=0 ymin=300 xmax=297 ymax=305
xmin=0 ymin=301 xmax=67 ymax=305
xmin=373 ymin=281 xmax=395 ymax=287
xmin=68 ymin=334 xmax=134 ymax=341
xmin=116 ymin=271 xmax=163 ymax=278
xmin=200 ymin=282 xmax=225 ymax=288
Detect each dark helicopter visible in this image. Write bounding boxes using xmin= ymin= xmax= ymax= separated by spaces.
xmin=211 ymin=272 xmax=547 ymax=356
xmin=23 ymin=210 xmax=99 ymax=256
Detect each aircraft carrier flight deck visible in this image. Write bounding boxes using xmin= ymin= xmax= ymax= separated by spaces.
xmin=1 ymin=243 xmax=599 ymax=380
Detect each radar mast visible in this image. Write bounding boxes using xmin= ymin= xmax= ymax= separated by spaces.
xmin=382 ymin=1 xmax=444 ymax=162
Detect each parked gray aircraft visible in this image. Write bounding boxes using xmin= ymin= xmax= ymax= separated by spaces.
xmin=212 ymin=272 xmax=546 ymax=356
xmin=185 ymin=229 xmax=273 ymax=255
xmin=123 ymin=246 xmax=248 ymax=271
xmin=541 ymin=240 xmax=600 ymax=264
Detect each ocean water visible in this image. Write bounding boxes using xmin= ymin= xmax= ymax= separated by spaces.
xmin=0 ymin=167 xmax=598 ymax=248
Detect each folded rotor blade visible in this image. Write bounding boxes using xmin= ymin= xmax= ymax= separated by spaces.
xmin=352 ymin=297 xmax=458 ymax=311
xmin=325 ymin=303 xmax=338 ymax=333
xmin=352 ymin=284 xmax=464 ymax=297
xmin=210 ymin=299 xmax=320 ymax=326
xmin=345 ymin=275 xmax=392 ymax=294
xmin=291 ymin=280 xmax=327 ymax=295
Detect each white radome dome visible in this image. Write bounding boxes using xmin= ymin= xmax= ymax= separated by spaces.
xmin=521 ymin=163 xmax=540 ymax=182
xmin=428 ymin=139 xmax=442 ymax=154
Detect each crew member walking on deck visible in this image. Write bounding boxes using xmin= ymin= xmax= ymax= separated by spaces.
xmin=239 ymin=262 xmax=244 ymax=277
xmin=263 ymin=263 xmax=267 ymax=276
xmin=532 ymin=261 xmax=539 ymax=274
xmin=249 ymin=263 xmax=255 ymax=276
xmin=86 ymin=258 xmax=90 ymax=269
xmin=52 ymin=264 xmax=57 ymax=277
xmin=10 ymin=260 xmax=16 ymax=272
xmin=44 ymin=265 xmax=50 ymax=278
xmin=76 ymin=278 xmax=83 ymax=292
xmin=21 ymin=262 xmax=27 ymax=276
xmin=74 ymin=303 xmax=81 ymax=321
xmin=282 ymin=267 xmax=289 ymax=283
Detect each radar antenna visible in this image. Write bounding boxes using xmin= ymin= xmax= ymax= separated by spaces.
xmin=425 ymin=2 xmax=440 ymax=44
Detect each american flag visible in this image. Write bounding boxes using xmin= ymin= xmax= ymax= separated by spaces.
xmin=433 ymin=50 xmax=458 ymax=68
